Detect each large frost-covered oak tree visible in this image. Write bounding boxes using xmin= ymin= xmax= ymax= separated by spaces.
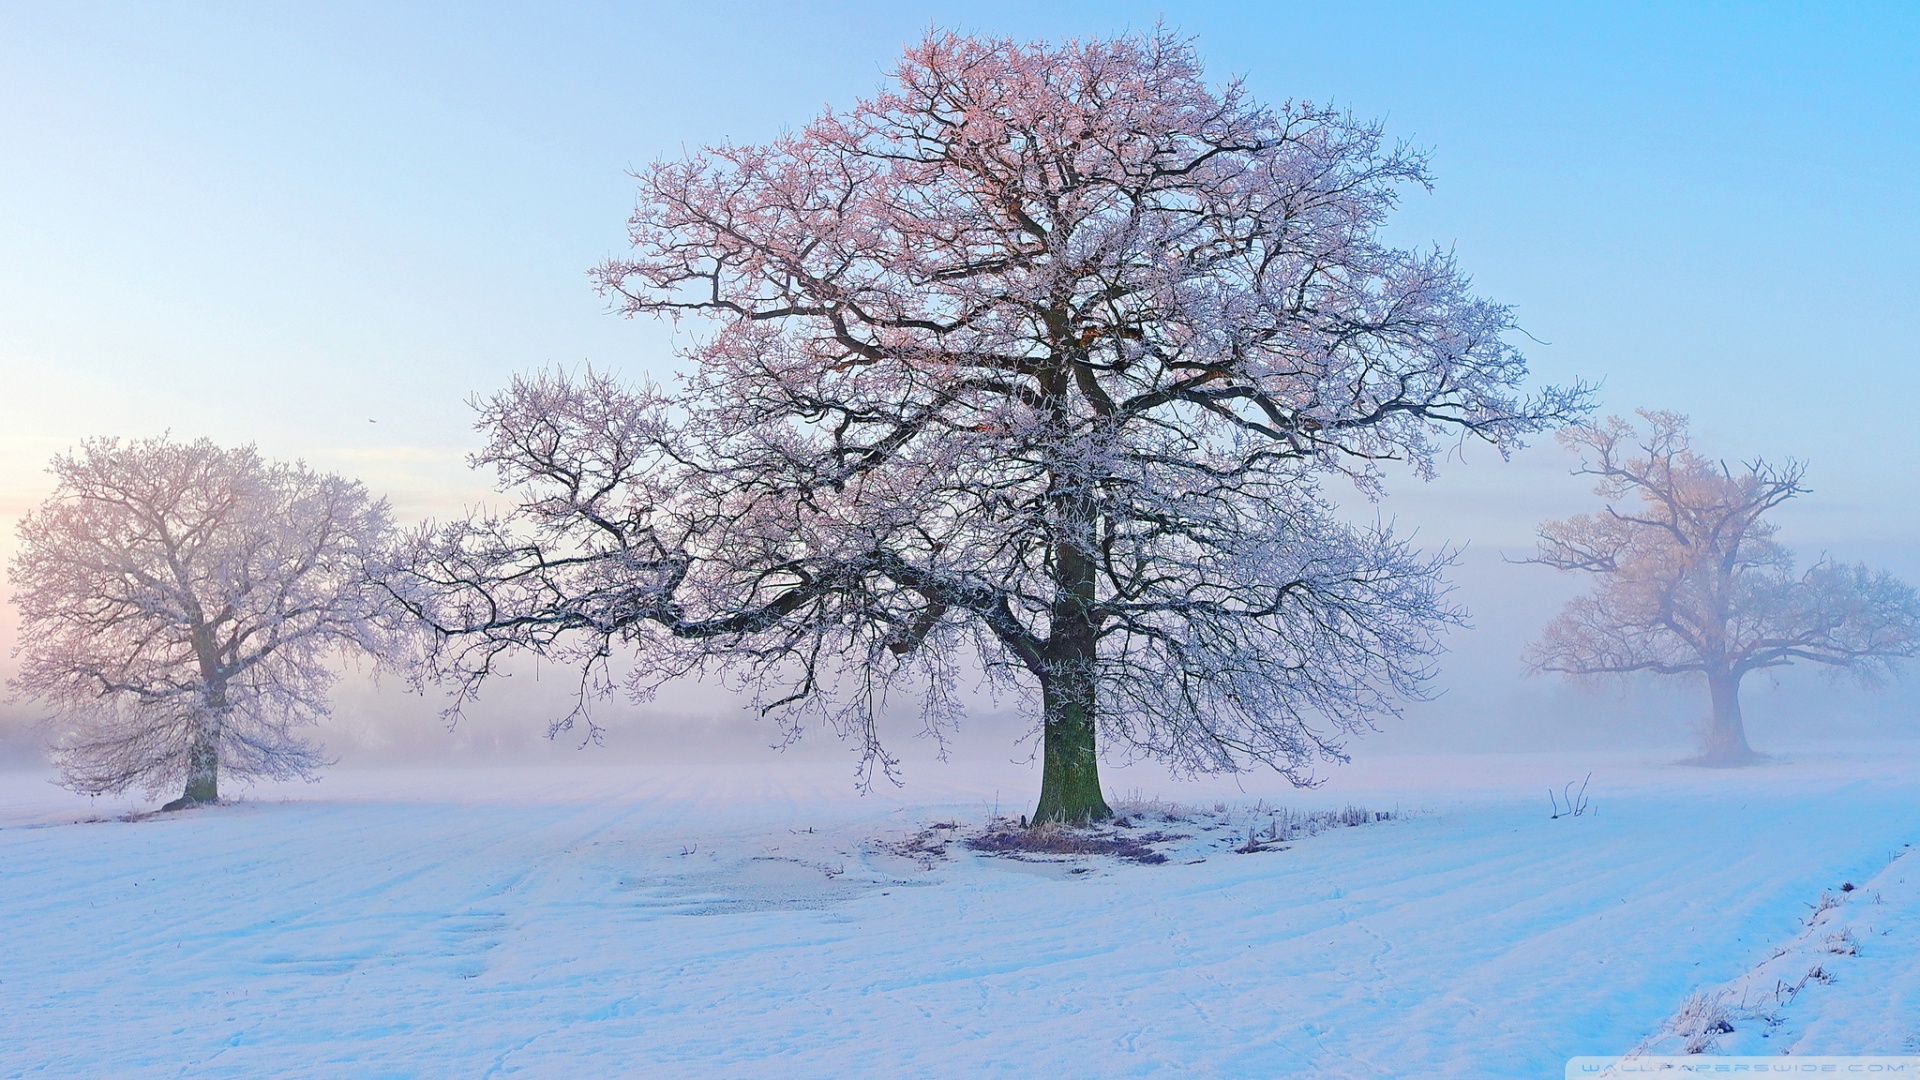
xmin=1524 ymin=411 xmax=1920 ymax=765
xmin=409 ymin=31 xmax=1585 ymax=821
xmin=7 ymin=437 xmax=416 ymax=809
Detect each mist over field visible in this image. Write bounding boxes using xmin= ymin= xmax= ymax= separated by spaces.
xmin=8 ymin=445 xmax=1913 ymax=779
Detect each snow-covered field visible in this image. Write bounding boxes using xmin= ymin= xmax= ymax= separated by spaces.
xmin=4 ymin=747 xmax=1918 ymax=1077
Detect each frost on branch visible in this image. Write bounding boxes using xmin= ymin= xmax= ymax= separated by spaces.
xmin=7 ymin=437 xmax=420 ymax=807
xmin=1524 ymin=410 xmax=1920 ymax=765
xmin=410 ymin=30 xmax=1586 ymax=820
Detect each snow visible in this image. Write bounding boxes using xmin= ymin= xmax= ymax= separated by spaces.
xmin=1631 ymin=836 xmax=1920 ymax=1057
xmin=3 ymin=747 xmax=1918 ymax=1077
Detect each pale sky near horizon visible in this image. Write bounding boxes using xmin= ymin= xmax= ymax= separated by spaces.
xmin=2 ymin=2 xmax=1916 ymax=765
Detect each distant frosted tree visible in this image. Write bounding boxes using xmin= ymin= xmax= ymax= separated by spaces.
xmin=7 ymin=437 xmax=416 ymax=809
xmin=408 ymin=30 xmax=1583 ymax=822
xmin=1525 ymin=411 xmax=1920 ymax=764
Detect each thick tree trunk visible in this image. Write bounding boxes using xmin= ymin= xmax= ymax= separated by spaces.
xmin=167 ymin=669 xmax=224 ymax=810
xmin=1695 ymin=667 xmax=1758 ymax=766
xmin=162 ymin=719 xmax=220 ymax=810
xmin=1032 ymin=490 xmax=1112 ymax=824
xmin=168 ymin=634 xmax=226 ymax=809
xmin=1033 ymin=663 xmax=1112 ymax=823
xmin=180 ymin=731 xmax=219 ymax=804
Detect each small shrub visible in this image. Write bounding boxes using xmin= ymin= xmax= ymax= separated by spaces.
xmin=1671 ymin=991 xmax=1736 ymax=1054
xmin=965 ymin=823 xmax=1183 ymax=865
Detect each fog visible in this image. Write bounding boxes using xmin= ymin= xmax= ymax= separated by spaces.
xmin=2 ymin=4 xmax=1916 ymax=786
xmin=6 ymin=440 xmax=1912 ymax=785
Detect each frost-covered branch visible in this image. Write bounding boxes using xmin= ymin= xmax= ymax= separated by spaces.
xmin=414 ymin=30 xmax=1582 ymax=819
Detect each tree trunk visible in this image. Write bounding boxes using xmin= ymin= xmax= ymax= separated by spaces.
xmin=170 ymin=633 xmax=225 ymax=809
xmin=161 ymin=730 xmax=218 ymax=812
xmin=1032 ymin=493 xmax=1113 ymax=824
xmin=1026 ymin=347 xmax=1115 ymax=825
xmin=1696 ymin=667 xmax=1757 ymax=766
xmin=170 ymin=665 xmax=224 ymax=809
xmin=160 ymin=713 xmax=222 ymax=810
xmin=1033 ymin=663 xmax=1112 ymax=823
xmin=181 ymin=730 xmax=219 ymax=804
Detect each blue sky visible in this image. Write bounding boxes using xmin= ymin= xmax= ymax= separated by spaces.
xmin=2 ymin=2 xmax=1916 ymax=755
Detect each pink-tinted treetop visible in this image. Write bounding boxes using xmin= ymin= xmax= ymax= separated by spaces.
xmin=415 ymin=30 xmax=1584 ymax=814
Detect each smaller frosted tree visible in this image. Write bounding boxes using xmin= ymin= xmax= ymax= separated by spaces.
xmin=1524 ymin=410 xmax=1920 ymax=764
xmin=7 ymin=437 xmax=416 ymax=809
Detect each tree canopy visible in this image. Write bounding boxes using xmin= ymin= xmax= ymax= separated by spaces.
xmin=8 ymin=437 xmax=416 ymax=806
xmin=1526 ymin=411 xmax=1920 ymax=763
xmin=409 ymin=30 xmax=1584 ymax=819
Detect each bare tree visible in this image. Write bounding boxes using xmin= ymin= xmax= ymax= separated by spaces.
xmin=1524 ymin=410 xmax=1920 ymax=765
xmin=7 ymin=437 xmax=416 ymax=809
xmin=408 ymin=30 xmax=1584 ymax=821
